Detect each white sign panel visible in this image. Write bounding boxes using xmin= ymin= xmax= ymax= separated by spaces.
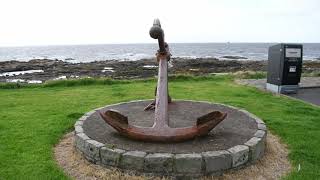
xmin=289 ymin=66 xmax=296 ymax=72
xmin=285 ymin=48 xmax=301 ymax=58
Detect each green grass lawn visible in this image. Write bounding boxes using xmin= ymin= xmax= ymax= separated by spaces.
xmin=0 ymin=75 xmax=319 ymax=179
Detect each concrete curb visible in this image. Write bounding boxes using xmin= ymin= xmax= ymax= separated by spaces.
xmin=74 ymin=100 xmax=267 ymax=177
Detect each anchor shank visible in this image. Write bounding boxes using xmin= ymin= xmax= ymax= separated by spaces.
xmin=154 ymin=55 xmax=169 ymax=128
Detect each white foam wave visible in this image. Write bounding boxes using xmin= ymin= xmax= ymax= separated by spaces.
xmin=0 ymin=70 xmax=44 ymax=77
xmin=27 ymin=80 xmax=42 ymax=84
xmin=6 ymin=79 xmax=25 ymax=83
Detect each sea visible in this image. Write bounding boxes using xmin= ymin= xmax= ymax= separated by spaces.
xmin=0 ymin=43 xmax=319 ymax=63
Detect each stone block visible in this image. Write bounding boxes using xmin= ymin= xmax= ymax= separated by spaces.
xmin=119 ymin=151 xmax=146 ymax=171
xmin=239 ymin=110 xmax=265 ymax=124
xmin=228 ymin=145 xmax=249 ymax=167
xmin=174 ymin=153 xmax=202 ymax=174
xmin=245 ymin=137 xmax=265 ymax=162
xmin=74 ymin=120 xmax=83 ymax=126
xmin=202 ymin=150 xmax=232 ymax=174
xmin=255 ymin=118 xmax=265 ymax=124
xmin=144 ymin=153 xmax=174 ymax=173
xmin=254 ymin=130 xmax=267 ymax=142
xmin=85 ymin=110 xmax=96 ymax=116
xmin=94 ymin=107 xmax=103 ymax=111
xmin=84 ymin=139 xmax=104 ymax=163
xmin=78 ymin=115 xmax=89 ymax=121
xmin=74 ymin=133 xmax=89 ymax=152
xmin=100 ymin=147 xmax=125 ymax=166
xmin=258 ymin=123 xmax=267 ymax=131
xmin=74 ymin=125 xmax=84 ymax=134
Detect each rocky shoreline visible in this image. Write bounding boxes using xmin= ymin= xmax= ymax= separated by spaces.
xmin=0 ymin=58 xmax=319 ymax=83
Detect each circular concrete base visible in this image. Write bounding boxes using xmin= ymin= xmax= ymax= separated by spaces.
xmin=74 ymin=100 xmax=267 ymax=177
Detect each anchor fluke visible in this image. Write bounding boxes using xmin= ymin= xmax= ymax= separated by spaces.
xmin=196 ymin=111 xmax=227 ymax=136
xmin=99 ymin=110 xmax=128 ymax=133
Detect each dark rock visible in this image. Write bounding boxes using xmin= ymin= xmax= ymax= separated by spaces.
xmin=0 ymin=58 xmax=319 ymax=83
xmin=65 ymin=58 xmax=75 ymax=61
xmin=221 ymin=56 xmax=248 ymax=60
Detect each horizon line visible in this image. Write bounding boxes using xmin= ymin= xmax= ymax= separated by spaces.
xmin=1 ymin=41 xmax=320 ymax=48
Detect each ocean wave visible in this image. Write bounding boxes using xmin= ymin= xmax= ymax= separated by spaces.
xmin=1 ymin=43 xmax=320 ymax=62
xmin=0 ymin=70 xmax=44 ymax=77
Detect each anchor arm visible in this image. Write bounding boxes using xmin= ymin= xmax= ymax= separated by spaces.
xmin=99 ymin=109 xmax=227 ymax=142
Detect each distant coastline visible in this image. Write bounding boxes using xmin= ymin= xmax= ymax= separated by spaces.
xmin=1 ymin=43 xmax=319 ymax=83
xmin=0 ymin=58 xmax=319 ymax=84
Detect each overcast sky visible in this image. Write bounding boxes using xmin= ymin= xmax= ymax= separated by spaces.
xmin=0 ymin=0 xmax=319 ymax=46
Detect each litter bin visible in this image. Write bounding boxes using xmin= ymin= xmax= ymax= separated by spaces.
xmin=266 ymin=43 xmax=303 ymax=94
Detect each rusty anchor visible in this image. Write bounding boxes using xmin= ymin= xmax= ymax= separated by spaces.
xmin=99 ymin=19 xmax=227 ymax=142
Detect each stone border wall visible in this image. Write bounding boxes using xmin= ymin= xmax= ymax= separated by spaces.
xmin=74 ymin=100 xmax=267 ymax=177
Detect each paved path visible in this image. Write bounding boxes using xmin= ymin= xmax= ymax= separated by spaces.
xmin=237 ymin=77 xmax=320 ymax=106
xmin=288 ymin=88 xmax=320 ymax=106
